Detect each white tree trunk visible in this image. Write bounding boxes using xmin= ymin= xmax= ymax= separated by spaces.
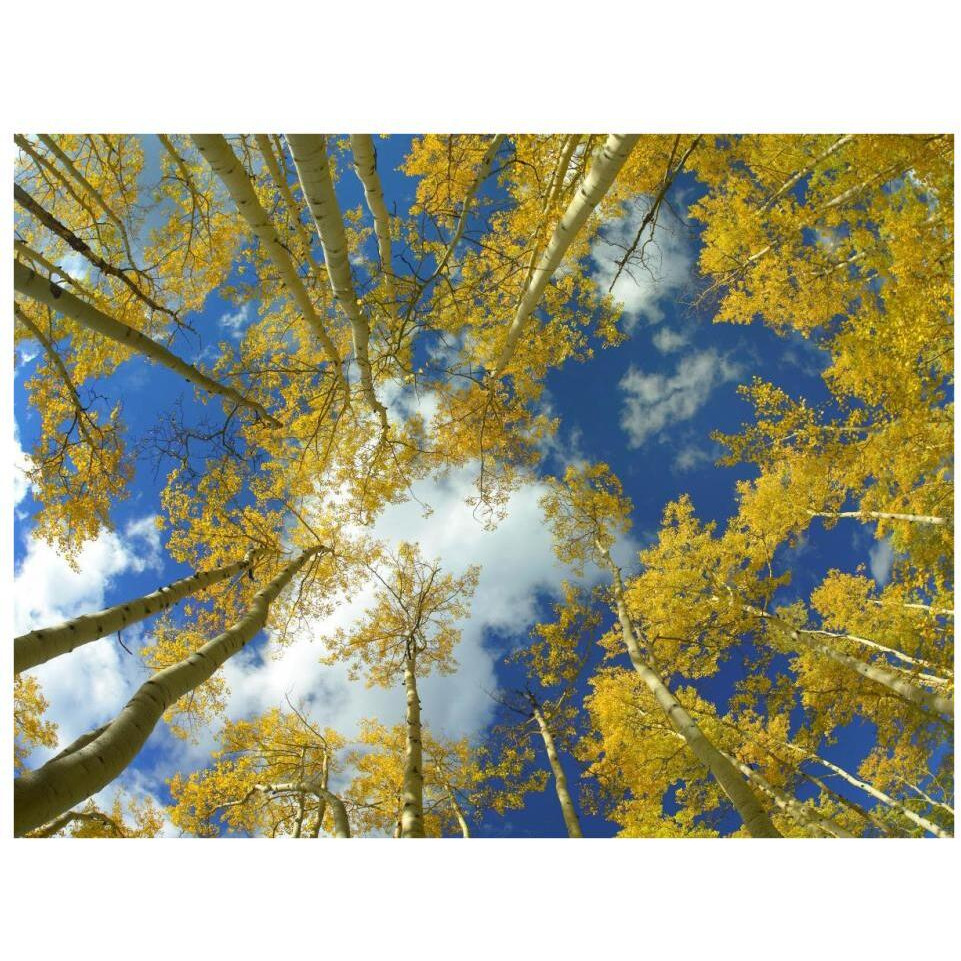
xmin=444 ymin=783 xmax=471 ymax=838
xmin=191 ymin=135 xmax=344 ymax=377
xmin=784 ymin=747 xmax=952 ymax=839
xmin=14 ymin=260 xmax=279 ymax=426
xmin=600 ymin=549 xmax=782 ymax=838
xmin=809 ymin=509 xmax=948 ymax=526
xmin=26 ymin=808 xmax=124 ymax=838
xmin=746 ymin=605 xmax=954 ymax=718
xmin=15 ymin=549 xmax=261 ymax=673
xmin=400 ymin=652 xmax=426 ymax=837
xmin=518 ymin=135 xmax=581 ymax=297
xmin=254 ymin=782 xmax=350 ymax=837
xmin=15 ymin=184 xmax=175 ymax=322
xmin=797 ymin=627 xmax=949 ymax=677
xmin=898 ymin=780 xmax=954 ymax=818
xmin=717 ymin=748 xmax=853 ymax=838
xmin=36 ymin=134 xmax=137 ymax=269
xmin=349 ymin=134 xmax=397 ymax=314
xmin=872 ymin=599 xmax=953 ymax=618
xmin=285 ymin=135 xmax=388 ymax=428
xmin=531 ymin=702 xmax=584 ymax=838
xmin=490 ymin=134 xmax=640 ymax=379
xmin=760 ymin=135 xmax=854 ymax=210
xmin=14 ymin=548 xmax=320 ymax=836
xmin=15 ymin=135 xmax=101 ymax=229
xmin=253 ymin=134 xmax=325 ymax=279
xmin=800 ymin=768 xmax=900 ymax=836
xmin=15 ymin=240 xmax=87 ymax=291
xmin=318 ymin=788 xmax=351 ymax=838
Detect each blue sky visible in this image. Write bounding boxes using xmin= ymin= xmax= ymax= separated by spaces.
xmin=13 ymin=135 xmax=910 ymax=837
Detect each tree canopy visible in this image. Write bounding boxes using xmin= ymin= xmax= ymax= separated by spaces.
xmin=12 ymin=132 xmax=953 ymax=839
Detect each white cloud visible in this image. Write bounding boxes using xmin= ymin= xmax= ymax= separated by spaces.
xmin=869 ymin=537 xmax=895 ymax=586
xmin=781 ymin=330 xmax=831 ymax=378
xmin=220 ymin=466 xmax=628 ymax=746
xmin=673 ymin=443 xmax=715 ymax=473
xmin=14 ymin=515 xmax=163 ymax=636
xmin=219 ymin=304 xmax=251 ymax=338
xmin=651 ymin=326 xmax=690 ymax=354
xmin=619 ymin=349 xmax=743 ymax=448
xmin=591 ymin=200 xmax=693 ymax=332
xmin=57 ymin=252 xmax=90 ymax=283
xmin=15 ymin=343 xmax=39 ymax=366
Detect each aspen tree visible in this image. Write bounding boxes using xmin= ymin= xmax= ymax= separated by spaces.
xmin=485 ymin=584 xmax=601 ymax=836
xmin=348 ymin=134 xmax=396 ymax=313
xmin=14 ymin=548 xmax=321 ymax=835
xmin=15 ymin=549 xmax=261 ymax=673
xmin=491 ymin=134 xmax=640 ymax=379
xmin=169 ymin=707 xmax=349 ymax=837
xmin=26 ymin=792 xmax=165 ymax=838
xmin=541 ymin=464 xmax=782 ymax=837
xmin=323 ymin=543 xmax=478 ymax=837
xmin=14 ymin=260 xmax=279 ymax=426
xmin=285 ymin=134 xmax=388 ymax=427
xmin=530 ymin=696 xmax=584 ymax=838
xmin=35 ymin=134 xmax=139 ymax=269
xmin=190 ymin=134 xmax=345 ymax=377
xmin=344 ymin=721 xmax=482 ymax=837
xmin=14 ymin=184 xmax=177 ymax=322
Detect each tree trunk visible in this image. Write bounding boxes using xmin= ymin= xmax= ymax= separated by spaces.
xmin=26 ymin=808 xmax=124 ymax=838
xmin=786 ymin=747 xmax=952 ymax=839
xmin=809 ymin=509 xmax=948 ymax=527
xmin=190 ymin=135 xmax=344 ymax=377
xmin=801 ymin=769 xmax=903 ymax=837
xmin=308 ymin=759 xmax=330 ymax=837
xmin=14 ymin=184 xmax=177 ymax=322
xmin=253 ymin=134 xmax=325 ymax=279
xmin=717 ymin=749 xmax=853 ymax=838
xmin=14 ymin=260 xmax=279 ymax=427
xmin=518 ymin=135 xmax=580 ymax=296
xmin=899 ymin=779 xmax=954 ymax=818
xmin=444 ymin=783 xmax=471 ymax=838
xmin=760 ymin=135 xmax=854 ymax=210
xmin=14 ymin=548 xmax=320 ymax=836
xmin=256 ymin=781 xmax=350 ymax=837
xmin=746 ymin=605 xmax=954 ymax=718
xmin=15 ymin=135 xmax=101 ymax=229
xmin=872 ymin=599 xmax=953 ymax=618
xmin=293 ymin=794 xmax=306 ymax=837
xmin=600 ymin=548 xmax=782 ymax=838
xmin=349 ymin=134 xmax=397 ymax=314
xmin=285 ymin=134 xmax=388 ymax=428
xmin=315 ymin=787 xmax=350 ymax=838
xmin=15 ymin=240 xmax=87 ymax=291
xmin=530 ymin=701 xmax=584 ymax=838
xmin=797 ymin=627 xmax=949 ymax=677
xmin=400 ymin=651 xmax=426 ymax=837
xmin=36 ymin=134 xmax=137 ymax=269
xmin=491 ymin=134 xmax=640 ymax=379
xmin=15 ymin=549 xmax=261 ymax=674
